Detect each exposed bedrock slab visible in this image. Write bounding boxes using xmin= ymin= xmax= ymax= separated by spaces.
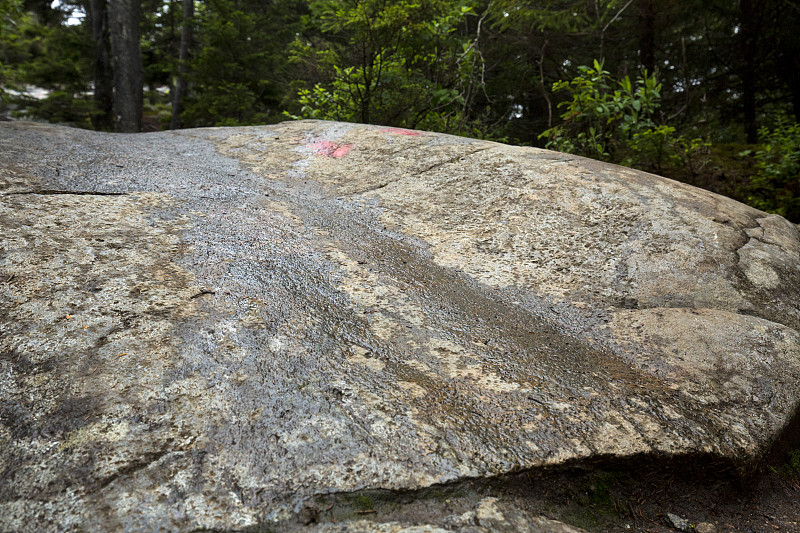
xmin=0 ymin=120 xmax=798 ymax=531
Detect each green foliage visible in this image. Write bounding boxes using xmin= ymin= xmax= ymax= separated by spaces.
xmin=628 ymin=125 xmax=711 ymax=177
xmin=0 ymin=0 xmax=23 ymax=46
xmin=140 ymin=0 xmax=179 ymax=92
xmin=286 ymin=0 xmax=489 ymax=136
xmin=540 ymin=59 xmax=661 ymax=161
xmin=19 ymin=19 xmax=91 ymax=93
xmin=29 ymin=90 xmax=94 ymax=125
xmin=492 ymin=0 xmax=628 ymax=34
xmin=0 ymin=0 xmax=24 ymax=106
xmin=181 ymin=0 xmax=305 ymax=127
xmin=541 ymin=60 xmax=710 ymax=178
xmin=747 ymin=120 xmax=800 ymax=222
xmin=0 ymin=8 xmax=92 ymax=125
xmin=294 ymin=77 xmax=353 ymax=122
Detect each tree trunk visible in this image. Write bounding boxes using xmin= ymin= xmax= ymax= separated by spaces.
xmin=637 ymin=0 xmax=656 ymax=73
xmin=775 ymin=3 xmax=800 ymax=122
xmin=89 ymin=0 xmax=113 ymax=130
xmin=170 ymin=0 xmax=193 ymax=129
xmin=110 ymin=0 xmax=143 ymax=133
xmin=740 ymin=0 xmax=757 ymax=143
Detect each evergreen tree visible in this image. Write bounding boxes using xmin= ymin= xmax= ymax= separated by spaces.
xmin=180 ymin=0 xmax=305 ymax=127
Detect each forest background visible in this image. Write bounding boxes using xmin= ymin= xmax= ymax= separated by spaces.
xmin=1 ymin=0 xmax=799 ymax=222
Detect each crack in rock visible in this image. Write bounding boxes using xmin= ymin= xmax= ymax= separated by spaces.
xmin=3 ymin=189 xmax=128 ymax=196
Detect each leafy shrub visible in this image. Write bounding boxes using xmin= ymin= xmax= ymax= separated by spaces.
xmin=627 ymin=125 xmax=711 ymax=178
xmin=747 ymin=120 xmax=800 ymax=223
xmin=541 ymin=60 xmax=660 ymax=161
xmin=540 ymin=60 xmax=709 ymax=177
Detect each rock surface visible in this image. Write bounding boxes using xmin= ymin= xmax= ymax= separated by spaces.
xmin=0 ymin=120 xmax=799 ymax=532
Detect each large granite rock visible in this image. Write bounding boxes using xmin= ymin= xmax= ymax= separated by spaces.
xmin=0 ymin=120 xmax=799 ymax=532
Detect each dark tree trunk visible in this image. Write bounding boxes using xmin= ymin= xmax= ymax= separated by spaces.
xmin=740 ymin=0 xmax=757 ymax=143
xmin=170 ymin=0 xmax=194 ymax=130
xmin=359 ymin=89 xmax=370 ymax=124
xmin=775 ymin=3 xmax=800 ymax=122
xmin=110 ymin=0 xmax=143 ymax=133
xmin=637 ymin=0 xmax=656 ymax=73
xmin=89 ymin=0 xmax=113 ymax=131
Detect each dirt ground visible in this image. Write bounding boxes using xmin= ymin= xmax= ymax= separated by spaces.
xmin=537 ymin=454 xmax=800 ymax=533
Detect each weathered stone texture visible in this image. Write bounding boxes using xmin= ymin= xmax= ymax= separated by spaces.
xmin=1 ymin=120 xmax=799 ymax=532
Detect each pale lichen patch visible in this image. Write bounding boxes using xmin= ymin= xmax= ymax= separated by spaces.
xmin=348 ymin=344 xmax=385 ymax=373
xmin=59 ymin=421 xmax=131 ymax=451
xmin=397 ymin=380 xmax=427 ymax=398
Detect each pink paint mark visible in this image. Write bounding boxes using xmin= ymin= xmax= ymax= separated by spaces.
xmin=380 ymin=127 xmax=421 ymax=136
xmin=331 ymin=145 xmax=352 ymax=157
xmin=307 ymin=140 xmax=353 ymax=158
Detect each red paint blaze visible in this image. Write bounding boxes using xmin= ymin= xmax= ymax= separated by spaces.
xmin=332 ymin=145 xmax=352 ymax=157
xmin=307 ymin=140 xmax=353 ymax=158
